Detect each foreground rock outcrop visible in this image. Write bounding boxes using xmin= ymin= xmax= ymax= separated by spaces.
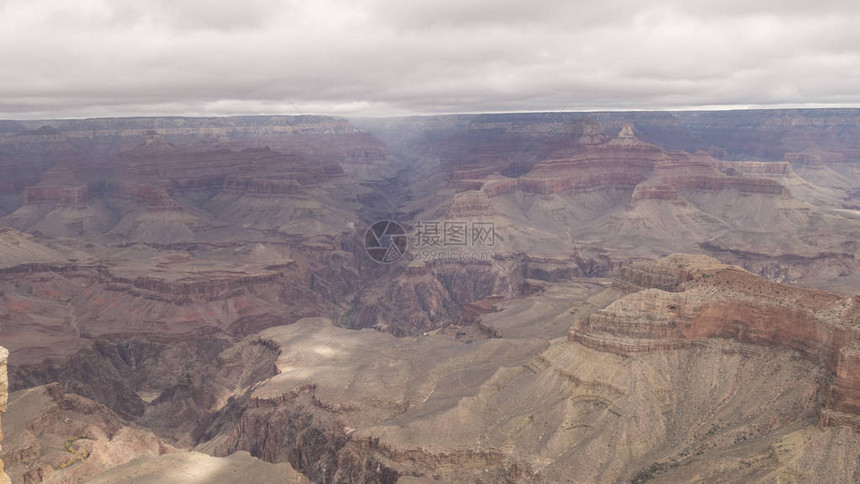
xmin=0 ymin=347 xmax=9 ymax=484
xmin=90 ymin=451 xmax=310 ymax=484
xmin=0 ymin=383 xmax=172 ymax=483
xmin=170 ymin=299 xmax=860 ymax=482
xmin=571 ymin=254 xmax=860 ymax=430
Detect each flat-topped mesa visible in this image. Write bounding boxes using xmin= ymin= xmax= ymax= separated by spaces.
xmin=569 ymin=254 xmax=860 ymax=429
xmin=653 ymin=155 xmax=793 ymax=194
xmin=655 ymin=156 xmax=793 ymax=196
xmin=611 ymin=253 xmax=722 ymax=293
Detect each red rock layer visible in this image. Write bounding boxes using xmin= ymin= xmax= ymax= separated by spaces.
xmin=662 ymin=175 xmax=788 ymax=195
xmin=828 ymin=345 xmax=860 ymax=416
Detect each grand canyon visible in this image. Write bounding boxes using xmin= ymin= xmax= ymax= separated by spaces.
xmin=0 ymin=109 xmax=859 ymax=483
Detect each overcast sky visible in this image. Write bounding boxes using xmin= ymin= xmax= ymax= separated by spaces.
xmin=2 ymin=0 xmax=859 ymax=119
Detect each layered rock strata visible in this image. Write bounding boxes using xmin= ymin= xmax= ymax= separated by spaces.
xmin=570 ymin=254 xmax=860 ymax=429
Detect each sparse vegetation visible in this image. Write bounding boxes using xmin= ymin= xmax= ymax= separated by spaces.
xmin=55 ymin=435 xmax=91 ymax=470
xmin=337 ymin=308 xmax=355 ymax=328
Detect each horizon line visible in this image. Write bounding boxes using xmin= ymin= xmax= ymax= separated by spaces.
xmin=4 ymin=103 xmax=860 ymax=123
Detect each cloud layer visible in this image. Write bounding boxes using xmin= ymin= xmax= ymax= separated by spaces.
xmin=2 ymin=0 xmax=859 ymax=118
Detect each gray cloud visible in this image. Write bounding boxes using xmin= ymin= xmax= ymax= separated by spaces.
xmin=1 ymin=0 xmax=859 ymax=118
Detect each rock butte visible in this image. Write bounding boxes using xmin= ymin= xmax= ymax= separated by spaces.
xmin=570 ymin=254 xmax=860 ymax=427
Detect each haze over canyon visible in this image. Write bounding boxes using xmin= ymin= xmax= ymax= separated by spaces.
xmin=0 ymin=109 xmax=858 ymax=483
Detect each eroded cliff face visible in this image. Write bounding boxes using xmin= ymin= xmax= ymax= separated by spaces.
xmin=571 ymin=254 xmax=860 ymax=429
